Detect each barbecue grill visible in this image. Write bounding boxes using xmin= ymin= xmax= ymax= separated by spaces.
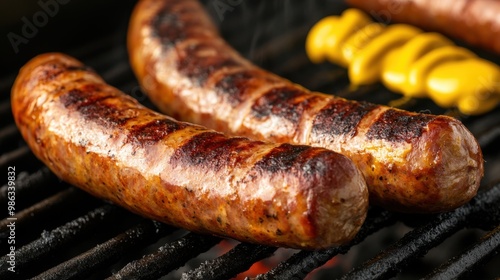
xmin=1 ymin=0 xmax=499 ymax=279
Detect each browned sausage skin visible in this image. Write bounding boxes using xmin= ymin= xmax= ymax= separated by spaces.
xmin=346 ymin=0 xmax=500 ymax=55
xmin=11 ymin=53 xmax=368 ymax=249
xmin=128 ymin=0 xmax=484 ymax=213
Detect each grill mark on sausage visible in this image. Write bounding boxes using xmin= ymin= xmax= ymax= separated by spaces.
xmin=37 ymin=63 xmax=92 ymax=82
xmin=176 ymin=42 xmax=243 ymax=85
xmin=170 ymin=131 xmax=252 ymax=171
xmin=366 ymin=109 xmax=436 ymax=143
xmin=213 ymin=69 xmax=282 ymax=106
xmin=152 ymin=0 xmax=213 ymax=48
xmin=60 ymin=85 xmax=135 ymax=127
xmin=311 ymin=99 xmax=378 ymax=137
xmin=299 ymin=150 xmax=337 ymax=180
xmin=128 ymin=118 xmax=188 ymax=146
xmin=60 ymin=85 xmax=109 ymax=108
xmin=152 ymin=13 xmax=183 ymax=46
xmin=251 ymin=86 xmax=315 ymax=123
xmin=252 ymin=143 xmax=310 ymax=174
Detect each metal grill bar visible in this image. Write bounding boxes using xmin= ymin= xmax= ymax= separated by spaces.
xmin=0 ymin=99 xmax=13 ymax=119
xmin=107 ymin=233 xmax=222 ymax=280
xmin=257 ymin=208 xmax=397 ymax=280
xmin=0 ymin=188 xmax=90 ymax=233
xmin=0 ymin=167 xmax=62 ymax=219
xmin=182 ymin=243 xmax=278 ymax=280
xmin=0 ymin=73 xmax=15 ymax=92
xmin=0 ymin=146 xmax=32 ymax=171
xmin=477 ymin=126 xmax=500 ymax=150
xmin=339 ymin=183 xmax=500 ymax=280
xmin=0 ymin=204 xmax=121 ymax=279
xmin=0 ymin=124 xmax=19 ymax=148
xmin=32 ymin=220 xmax=175 ymax=280
xmin=424 ymin=224 xmax=500 ymax=280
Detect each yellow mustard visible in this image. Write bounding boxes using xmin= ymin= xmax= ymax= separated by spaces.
xmin=305 ymin=8 xmax=500 ymax=115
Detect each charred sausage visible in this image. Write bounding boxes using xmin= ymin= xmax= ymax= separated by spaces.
xmin=127 ymin=0 xmax=484 ymax=213
xmin=346 ymin=0 xmax=500 ymax=55
xmin=11 ymin=53 xmax=368 ymax=249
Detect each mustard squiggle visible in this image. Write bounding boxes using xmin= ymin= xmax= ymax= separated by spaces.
xmin=306 ymin=9 xmax=500 ymax=115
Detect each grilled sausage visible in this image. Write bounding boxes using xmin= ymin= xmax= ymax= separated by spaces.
xmin=11 ymin=53 xmax=368 ymax=249
xmin=345 ymin=0 xmax=500 ymax=55
xmin=127 ymin=0 xmax=484 ymax=213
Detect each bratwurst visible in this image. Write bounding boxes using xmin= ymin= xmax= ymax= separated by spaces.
xmin=11 ymin=53 xmax=368 ymax=249
xmin=128 ymin=0 xmax=484 ymax=213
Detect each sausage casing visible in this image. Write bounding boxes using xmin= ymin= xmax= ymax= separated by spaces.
xmin=346 ymin=0 xmax=500 ymax=55
xmin=11 ymin=53 xmax=368 ymax=249
xmin=128 ymin=0 xmax=484 ymax=213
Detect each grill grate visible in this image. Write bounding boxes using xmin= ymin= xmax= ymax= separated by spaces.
xmin=339 ymin=185 xmax=500 ymax=280
xmin=182 ymin=242 xmax=278 ymax=280
xmin=423 ymin=224 xmax=500 ymax=280
xmin=257 ymin=208 xmax=397 ymax=280
xmin=35 ymin=220 xmax=174 ymax=280
xmin=0 ymin=204 xmax=122 ymax=278
xmin=1 ymin=1 xmax=500 ymax=279
xmin=109 ymin=233 xmax=223 ymax=280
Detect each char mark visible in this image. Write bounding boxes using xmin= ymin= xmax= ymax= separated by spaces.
xmin=152 ymin=0 xmax=211 ymax=48
xmin=214 ymin=70 xmax=279 ymax=106
xmin=366 ymin=109 xmax=436 ymax=143
xmin=253 ymin=143 xmax=310 ymax=174
xmin=312 ymin=99 xmax=378 ymax=137
xmin=177 ymin=42 xmax=243 ymax=85
xmin=37 ymin=63 xmax=93 ymax=82
xmin=251 ymin=86 xmax=314 ymax=123
xmin=170 ymin=131 xmax=253 ymax=171
xmin=128 ymin=118 xmax=188 ymax=146
xmin=152 ymin=13 xmax=184 ymax=46
xmin=60 ymin=85 xmax=135 ymax=127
